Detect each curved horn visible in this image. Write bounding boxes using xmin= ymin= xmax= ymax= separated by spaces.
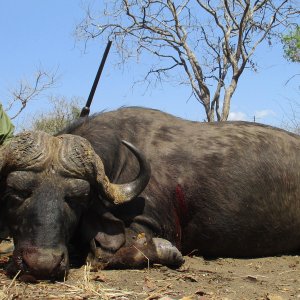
xmin=97 ymin=140 xmax=151 ymax=205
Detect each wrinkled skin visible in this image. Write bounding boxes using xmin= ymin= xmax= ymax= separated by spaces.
xmin=0 ymin=131 xmax=157 ymax=280
xmin=1 ymin=107 xmax=300 ymax=281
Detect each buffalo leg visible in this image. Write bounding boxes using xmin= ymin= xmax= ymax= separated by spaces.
xmin=89 ymin=237 xmax=184 ymax=269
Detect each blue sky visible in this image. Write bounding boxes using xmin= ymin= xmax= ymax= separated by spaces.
xmin=0 ymin=1 xmax=299 ymax=130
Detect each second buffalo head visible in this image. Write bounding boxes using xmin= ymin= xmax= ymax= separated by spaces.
xmin=0 ymin=131 xmax=150 ymax=281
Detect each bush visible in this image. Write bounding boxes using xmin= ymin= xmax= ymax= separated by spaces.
xmin=31 ymin=97 xmax=83 ymax=135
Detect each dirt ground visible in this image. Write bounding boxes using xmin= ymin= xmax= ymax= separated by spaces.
xmin=0 ymin=253 xmax=299 ymax=300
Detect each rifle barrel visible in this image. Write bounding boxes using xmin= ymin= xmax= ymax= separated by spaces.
xmin=80 ymin=40 xmax=112 ymax=117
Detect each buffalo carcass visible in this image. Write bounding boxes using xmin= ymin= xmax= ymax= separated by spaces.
xmin=1 ymin=107 xmax=300 ymax=280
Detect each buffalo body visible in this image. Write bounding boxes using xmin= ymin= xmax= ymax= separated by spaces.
xmin=2 ymin=107 xmax=300 ymax=279
xmin=68 ymin=108 xmax=300 ymax=260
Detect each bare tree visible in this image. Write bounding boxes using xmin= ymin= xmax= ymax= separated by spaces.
xmin=6 ymin=67 xmax=58 ymax=120
xmin=281 ymin=97 xmax=300 ymax=134
xmin=76 ymin=0 xmax=299 ymax=121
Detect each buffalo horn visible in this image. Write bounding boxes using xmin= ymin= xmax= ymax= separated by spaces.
xmin=96 ymin=140 xmax=151 ymax=204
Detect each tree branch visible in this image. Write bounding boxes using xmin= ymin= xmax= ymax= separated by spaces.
xmin=7 ymin=68 xmax=58 ymax=119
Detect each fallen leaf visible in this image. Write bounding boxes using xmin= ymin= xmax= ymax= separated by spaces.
xmin=196 ymin=290 xmax=214 ymax=296
xmin=246 ymin=275 xmax=258 ymax=282
xmin=143 ymin=276 xmax=157 ymax=292
xmin=93 ymin=273 xmax=107 ymax=282
xmin=181 ymin=274 xmax=198 ymax=282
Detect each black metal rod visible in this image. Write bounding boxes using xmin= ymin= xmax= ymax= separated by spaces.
xmin=80 ymin=40 xmax=112 ymax=118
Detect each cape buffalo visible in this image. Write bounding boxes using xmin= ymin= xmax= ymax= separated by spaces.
xmin=1 ymin=107 xmax=300 ymax=281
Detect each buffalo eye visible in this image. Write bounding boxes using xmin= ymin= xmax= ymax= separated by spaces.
xmin=6 ymin=171 xmax=36 ymax=202
xmin=64 ymin=179 xmax=90 ymax=207
xmin=10 ymin=189 xmax=32 ymax=201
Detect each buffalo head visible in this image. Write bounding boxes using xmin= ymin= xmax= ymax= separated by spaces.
xmin=0 ymin=131 xmax=150 ymax=281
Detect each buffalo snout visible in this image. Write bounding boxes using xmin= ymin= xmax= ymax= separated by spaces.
xmin=7 ymin=245 xmax=69 ymax=281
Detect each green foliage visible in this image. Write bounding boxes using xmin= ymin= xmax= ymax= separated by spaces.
xmin=282 ymin=26 xmax=300 ymax=63
xmin=31 ymin=97 xmax=83 ymax=135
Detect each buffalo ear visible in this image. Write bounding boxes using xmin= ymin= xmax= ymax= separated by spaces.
xmin=93 ymin=211 xmax=125 ymax=251
xmin=80 ymin=203 xmax=125 ymax=252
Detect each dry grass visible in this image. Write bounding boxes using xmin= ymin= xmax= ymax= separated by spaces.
xmin=0 ymin=258 xmax=144 ymax=300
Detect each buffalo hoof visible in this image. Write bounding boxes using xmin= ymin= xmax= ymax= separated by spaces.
xmin=152 ymin=238 xmax=184 ymax=267
xmin=87 ymin=236 xmax=184 ymax=269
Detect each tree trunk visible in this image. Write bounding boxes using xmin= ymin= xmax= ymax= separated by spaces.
xmin=221 ymin=80 xmax=237 ymax=121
